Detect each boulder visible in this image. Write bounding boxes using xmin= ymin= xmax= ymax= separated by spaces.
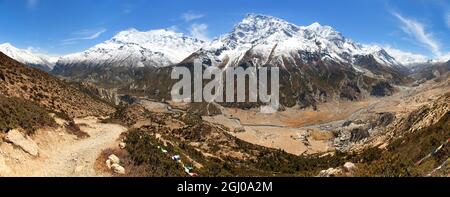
xmin=108 ymin=154 xmax=120 ymax=165
xmin=318 ymin=168 xmax=342 ymax=177
xmin=343 ymin=162 xmax=357 ymax=172
xmin=4 ymin=129 xmax=39 ymax=156
xmin=106 ymin=159 xmax=112 ymax=169
xmin=119 ymin=142 xmax=126 ymax=149
xmin=111 ymin=164 xmax=125 ymax=174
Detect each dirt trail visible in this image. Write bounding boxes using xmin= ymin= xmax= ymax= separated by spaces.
xmin=8 ymin=117 xmax=127 ymax=177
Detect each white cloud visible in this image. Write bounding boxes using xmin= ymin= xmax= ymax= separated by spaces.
xmin=383 ymin=45 xmax=429 ymax=65
xmin=438 ymin=52 xmax=450 ymax=62
xmin=61 ymin=28 xmax=106 ymax=44
xmin=182 ymin=12 xmax=205 ymax=22
xmin=392 ymin=12 xmax=442 ymax=57
xmin=188 ymin=23 xmax=210 ymax=41
xmin=27 ymin=0 xmax=38 ymax=9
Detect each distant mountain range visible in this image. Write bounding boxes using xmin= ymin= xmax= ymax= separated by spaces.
xmin=0 ymin=43 xmax=58 ymax=72
xmin=2 ymin=14 xmax=448 ymax=74
xmin=51 ymin=13 xmax=421 ymax=72
xmin=56 ymin=29 xmax=206 ymax=69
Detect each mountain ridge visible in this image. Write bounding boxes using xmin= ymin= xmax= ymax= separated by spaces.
xmin=55 ymin=28 xmax=206 ymax=69
xmin=196 ymin=14 xmax=403 ymax=70
xmin=0 ymin=43 xmax=57 ymax=72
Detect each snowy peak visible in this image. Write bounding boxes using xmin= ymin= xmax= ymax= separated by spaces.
xmin=304 ymin=22 xmax=338 ymax=36
xmin=223 ymin=14 xmax=345 ymax=48
xmin=0 ymin=43 xmax=57 ymax=71
xmin=224 ymin=14 xmax=300 ymax=47
xmin=111 ymin=28 xmax=204 ymax=50
xmin=58 ymin=28 xmax=206 ymax=68
xmin=204 ymin=14 xmax=401 ymax=68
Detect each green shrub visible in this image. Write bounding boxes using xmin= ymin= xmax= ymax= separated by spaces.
xmin=0 ymin=95 xmax=56 ymax=135
xmin=125 ymin=129 xmax=186 ymax=177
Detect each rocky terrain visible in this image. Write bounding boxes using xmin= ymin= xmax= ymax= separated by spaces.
xmin=0 ymin=52 xmax=122 ymax=176
xmin=0 ymin=52 xmax=114 ymax=118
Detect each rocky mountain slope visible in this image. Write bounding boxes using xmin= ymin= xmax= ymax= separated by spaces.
xmin=0 ymin=43 xmax=57 ymax=72
xmin=151 ymin=14 xmax=410 ymax=109
xmin=0 ymin=52 xmax=114 ymax=118
xmin=409 ymin=60 xmax=450 ymax=81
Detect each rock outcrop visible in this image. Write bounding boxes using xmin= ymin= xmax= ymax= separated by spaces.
xmin=4 ymin=129 xmax=39 ymax=156
xmin=106 ymin=154 xmax=125 ymax=175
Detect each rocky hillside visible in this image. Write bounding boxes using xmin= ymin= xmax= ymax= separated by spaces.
xmin=410 ymin=60 xmax=450 ymax=82
xmin=350 ymin=93 xmax=450 ymax=177
xmin=0 ymin=95 xmax=57 ymax=134
xmin=102 ymin=104 xmax=348 ymax=177
xmin=0 ymin=52 xmax=115 ymax=118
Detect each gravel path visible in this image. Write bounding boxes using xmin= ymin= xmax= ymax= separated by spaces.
xmin=35 ymin=118 xmax=127 ymax=177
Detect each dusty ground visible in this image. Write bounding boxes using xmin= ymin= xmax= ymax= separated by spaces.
xmin=0 ymin=117 xmax=127 ymax=177
xmin=225 ymin=99 xmax=376 ymax=128
xmin=235 ymin=126 xmax=332 ymax=155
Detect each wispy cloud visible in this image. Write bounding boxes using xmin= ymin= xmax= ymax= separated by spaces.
xmin=61 ymin=28 xmax=106 ymax=45
xmin=27 ymin=0 xmax=38 ymax=9
xmin=392 ymin=11 xmax=442 ymax=57
xmin=182 ymin=11 xmax=205 ymax=22
xmin=188 ymin=23 xmax=209 ymax=41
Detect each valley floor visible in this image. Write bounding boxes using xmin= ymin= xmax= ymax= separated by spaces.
xmin=202 ymin=74 xmax=450 ymax=156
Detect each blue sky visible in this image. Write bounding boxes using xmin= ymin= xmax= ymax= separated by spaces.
xmin=0 ymin=0 xmax=449 ymax=58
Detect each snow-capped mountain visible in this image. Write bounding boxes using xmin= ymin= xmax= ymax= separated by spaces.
xmin=195 ymin=14 xmax=401 ymax=70
xmin=174 ymin=14 xmax=410 ymax=109
xmin=0 ymin=43 xmax=57 ymax=71
xmin=382 ymin=46 xmax=430 ymax=66
xmin=56 ymin=29 xmax=206 ymax=69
